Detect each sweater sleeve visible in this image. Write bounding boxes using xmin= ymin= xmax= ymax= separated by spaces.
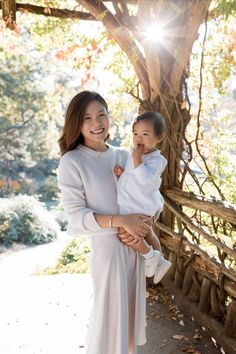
xmin=133 ymin=155 xmax=167 ymax=185
xmin=57 ymin=155 xmax=102 ymax=235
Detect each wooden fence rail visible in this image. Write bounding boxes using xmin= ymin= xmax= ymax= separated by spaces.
xmin=157 ymin=187 xmax=236 ymax=354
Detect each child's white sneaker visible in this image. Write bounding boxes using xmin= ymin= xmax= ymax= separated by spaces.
xmin=153 ymin=258 xmax=171 ymax=284
xmin=145 ymin=250 xmax=162 ymax=278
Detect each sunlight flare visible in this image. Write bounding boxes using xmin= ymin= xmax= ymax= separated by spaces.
xmin=144 ymin=24 xmax=166 ymax=43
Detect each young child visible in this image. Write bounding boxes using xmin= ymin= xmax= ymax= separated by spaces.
xmin=114 ymin=111 xmax=171 ymax=283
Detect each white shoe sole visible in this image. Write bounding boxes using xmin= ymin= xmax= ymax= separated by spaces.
xmin=145 ymin=250 xmax=162 ymax=277
xmin=153 ymin=259 xmax=172 ymax=284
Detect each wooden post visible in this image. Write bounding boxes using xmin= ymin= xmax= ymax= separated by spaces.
xmin=2 ymin=0 xmax=16 ymax=29
xmin=224 ymin=300 xmax=236 ymax=338
xmin=210 ymin=284 xmax=224 ymax=319
xmin=182 ymin=265 xmax=194 ymax=295
xmin=188 ymin=272 xmax=201 ymax=303
xmin=199 ymin=277 xmax=211 ymax=314
xmin=174 ymin=257 xmax=185 ymax=289
xmin=166 ymin=251 xmax=177 ymax=280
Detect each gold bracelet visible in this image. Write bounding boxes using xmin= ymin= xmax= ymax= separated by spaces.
xmin=109 ymin=215 xmax=114 ymax=228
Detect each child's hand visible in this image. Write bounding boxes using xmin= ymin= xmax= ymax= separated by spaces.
xmin=132 ymin=145 xmax=144 ymax=167
xmin=113 ymin=164 xmax=124 ymax=177
xmin=118 ymin=230 xmax=142 ymax=246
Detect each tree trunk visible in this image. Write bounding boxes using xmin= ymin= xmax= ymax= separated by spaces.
xmin=2 ymin=0 xmax=16 ymax=29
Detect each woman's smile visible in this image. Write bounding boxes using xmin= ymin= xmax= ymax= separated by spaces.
xmin=91 ymin=128 xmax=105 ymax=134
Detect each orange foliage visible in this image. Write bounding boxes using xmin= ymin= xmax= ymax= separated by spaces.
xmin=0 ymin=179 xmax=21 ymax=190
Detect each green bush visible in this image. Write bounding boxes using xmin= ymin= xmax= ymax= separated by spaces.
xmin=57 ymin=238 xmax=90 ymax=273
xmin=37 ymin=238 xmax=90 ymax=275
xmin=0 ymin=195 xmax=59 ymax=246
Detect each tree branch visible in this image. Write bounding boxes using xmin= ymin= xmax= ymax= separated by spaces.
xmin=111 ymin=1 xmax=122 ymax=19
xmin=2 ymin=0 xmax=16 ymax=29
xmin=119 ymin=0 xmax=129 ymax=18
xmin=138 ymin=1 xmax=161 ymax=104
xmin=0 ymin=2 xmax=96 ymax=20
xmin=194 ymin=11 xmax=226 ymax=201
xmin=169 ymin=0 xmax=211 ymax=95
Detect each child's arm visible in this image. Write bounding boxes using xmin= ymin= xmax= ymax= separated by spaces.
xmin=133 ymin=153 xmax=167 ymax=185
xmin=118 ymin=224 xmax=162 ymax=253
xmin=132 ymin=145 xmax=144 ymax=168
xmin=118 ymin=227 xmax=151 ymax=254
xmin=145 ymin=226 xmax=162 ymax=252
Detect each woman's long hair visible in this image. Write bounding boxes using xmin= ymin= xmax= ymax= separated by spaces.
xmin=58 ymin=91 xmax=109 ymax=156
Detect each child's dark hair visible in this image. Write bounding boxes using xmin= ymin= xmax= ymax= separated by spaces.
xmin=132 ymin=111 xmax=166 ymax=136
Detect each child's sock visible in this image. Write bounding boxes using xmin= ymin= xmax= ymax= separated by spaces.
xmin=141 ymin=245 xmax=155 ymax=259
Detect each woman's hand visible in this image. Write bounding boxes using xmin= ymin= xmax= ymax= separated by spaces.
xmin=119 ymin=214 xmax=150 ymax=238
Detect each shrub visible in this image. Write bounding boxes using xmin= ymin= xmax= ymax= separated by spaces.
xmin=37 ymin=238 xmax=90 ymax=275
xmin=57 ymin=238 xmax=90 ymax=273
xmin=0 ymin=195 xmax=59 ymax=246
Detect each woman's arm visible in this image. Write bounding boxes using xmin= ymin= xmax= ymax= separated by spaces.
xmin=58 ymin=155 xmax=103 ymax=235
xmin=94 ymin=213 xmax=150 ymax=238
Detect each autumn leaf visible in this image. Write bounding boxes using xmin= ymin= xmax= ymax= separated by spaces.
xmin=91 ymin=42 xmax=98 ymax=50
xmin=193 ymin=333 xmax=203 ymax=340
xmin=172 ymin=334 xmax=186 ymax=340
xmin=160 ymin=341 xmax=166 ymax=348
xmin=56 ymin=51 xmax=66 ymax=60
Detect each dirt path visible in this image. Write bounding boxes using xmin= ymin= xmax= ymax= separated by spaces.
xmin=0 ymin=236 xmax=222 ymax=354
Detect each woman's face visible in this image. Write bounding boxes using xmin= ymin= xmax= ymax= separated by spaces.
xmin=80 ymin=100 xmax=109 ymax=150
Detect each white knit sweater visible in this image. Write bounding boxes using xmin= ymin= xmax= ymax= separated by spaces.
xmin=57 ymin=144 xmax=128 ymax=236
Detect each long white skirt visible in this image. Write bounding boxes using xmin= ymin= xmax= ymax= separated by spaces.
xmin=86 ymin=233 xmax=146 ymax=354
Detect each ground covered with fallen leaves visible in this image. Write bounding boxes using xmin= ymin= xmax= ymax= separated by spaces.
xmin=144 ymin=284 xmax=223 ymax=354
xmin=0 ymin=236 xmax=224 ymax=354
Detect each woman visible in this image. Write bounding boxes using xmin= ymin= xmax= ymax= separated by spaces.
xmin=57 ymin=91 xmax=150 ymax=354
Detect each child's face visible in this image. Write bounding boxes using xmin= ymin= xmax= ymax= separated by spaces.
xmin=133 ymin=120 xmax=163 ymax=153
xmin=80 ymin=100 xmax=109 ymax=150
